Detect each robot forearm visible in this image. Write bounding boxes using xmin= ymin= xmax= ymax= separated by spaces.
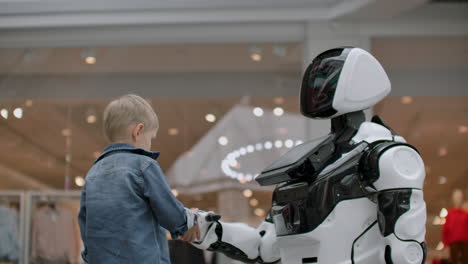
xmin=193 ymin=212 xmax=280 ymax=263
xmin=376 ymin=189 xmax=427 ymax=263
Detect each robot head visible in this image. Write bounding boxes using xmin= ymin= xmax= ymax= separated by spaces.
xmin=300 ymin=47 xmax=391 ymax=119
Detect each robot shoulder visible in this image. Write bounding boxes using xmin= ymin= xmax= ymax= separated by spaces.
xmin=361 ymin=142 xmax=425 ymax=190
xmin=351 ymin=121 xmax=393 ymax=144
xmin=352 ymin=116 xmax=408 ymax=145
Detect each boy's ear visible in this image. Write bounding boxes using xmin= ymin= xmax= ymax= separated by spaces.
xmin=131 ymin=123 xmax=145 ymax=141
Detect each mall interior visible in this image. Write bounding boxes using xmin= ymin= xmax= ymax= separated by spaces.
xmin=0 ymin=0 xmax=467 ymax=263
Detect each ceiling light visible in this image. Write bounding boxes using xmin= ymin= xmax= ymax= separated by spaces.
xmin=401 ymin=96 xmax=413 ymax=104
xmin=86 ymin=115 xmax=96 ymax=124
xmin=436 ymin=242 xmax=444 ymax=251
xmin=249 ymin=198 xmax=259 ymax=207
xmin=246 ymin=145 xmax=254 ymax=153
xmin=171 ymin=189 xmax=179 ymax=197
xmin=75 ymin=176 xmax=85 ymax=187
xmin=205 ymin=113 xmax=216 ymax=123
xmin=61 ymin=128 xmax=72 ymax=137
xmin=85 ymin=56 xmax=96 ymax=64
xmin=239 ymin=147 xmax=247 ymax=155
xmin=273 ymin=107 xmax=284 ymax=116
xmin=13 ymin=108 xmax=23 ymax=119
xmin=218 ymin=136 xmax=228 ymax=146
xmin=274 ymin=140 xmax=283 ymax=148
xmin=255 ymin=143 xmax=263 ymax=151
xmin=274 ymin=97 xmax=284 ymax=104
xmin=249 ymin=46 xmax=262 ymax=62
xmin=285 ymin=139 xmax=294 ymax=148
xmin=264 ymin=141 xmax=273 ymax=150
xmin=438 ymin=147 xmax=448 ymax=157
xmin=254 ymin=208 xmax=266 ymax=217
xmin=245 ymin=174 xmax=253 ymax=181
xmin=458 ymin=125 xmax=467 ymax=134
xmin=81 ymin=49 xmax=96 ymax=65
xmin=432 ymin=216 xmax=447 ymax=226
xmin=438 ymin=176 xmax=447 ymax=184
xmin=239 ymin=177 xmax=247 ymax=184
xmin=251 ymin=54 xmax=262 ymax=62
xmin=229 ymin=159 xmax=238 ymax=167
xmin=85 ymin=108 xmax=97 ymax=124
xmin=1 ymin=109 xmax=8 ymax=119
xmin=168 ymin=128 xmax=179 ymax=136
xmin=440 ymin=208 xmax=448 ymax=218
xmin=243 ymin=189 xmax=253 ymax=198
xmin=25 ymin=100 xmax=33 ymax=107
xmin=253 ymin=107 xmax=264 ymax=117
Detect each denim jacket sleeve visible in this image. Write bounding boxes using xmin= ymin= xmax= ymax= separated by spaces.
xmin=142 ymin=161 xmax=191 ymax=238
xmin=78 ymin=185 xmax=88 ymax=263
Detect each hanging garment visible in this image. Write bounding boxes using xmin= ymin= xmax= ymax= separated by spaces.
xmin=442 ymin=208 xmax=468 ymax=264
xmin=443 ymin=208 xmax=468 ymax=245
xmin=0 ymin=205 xmax=19 ymax=262
xmin=31 ymin=206 xmax=78 ymax=264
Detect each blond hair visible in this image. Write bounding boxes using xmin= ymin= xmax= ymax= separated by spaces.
xmin=103 ymin=94 xmax=159 ymax=142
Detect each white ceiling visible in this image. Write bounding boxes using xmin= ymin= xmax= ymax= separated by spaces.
xmin=0 ymin=0 xmax=342 ymax=13
xmin=396 ymin=2 xmax=468 ymax=21
xmin=0 ymin=0 xmax=372 ymax=29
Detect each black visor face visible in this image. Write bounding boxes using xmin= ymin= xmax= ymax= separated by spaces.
xmin=300 ymin=48 xmax=351 ymax=118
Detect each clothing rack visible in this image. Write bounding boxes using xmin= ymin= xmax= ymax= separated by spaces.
xmin=23 ymin=190 xmax=81 ymax=264
xmin=0 ymin=191 xmax=26 ymax=264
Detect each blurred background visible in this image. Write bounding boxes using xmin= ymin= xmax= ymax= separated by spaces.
xmin=0 ymin=0 xmax=467 ymax=263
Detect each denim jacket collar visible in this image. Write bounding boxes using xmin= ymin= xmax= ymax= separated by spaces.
xmin=95 ymin=143 xmax=160 ymax=164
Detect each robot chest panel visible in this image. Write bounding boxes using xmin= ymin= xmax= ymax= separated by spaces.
xmin=271 ymin=147 xmax=367 ymax=237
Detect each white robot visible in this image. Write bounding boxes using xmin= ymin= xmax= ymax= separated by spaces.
xmin=193 ymin=47 xmax=427 ymax=264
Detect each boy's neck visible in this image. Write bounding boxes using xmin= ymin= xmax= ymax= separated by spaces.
xmin=110 ymin=139 xmax=138 ymax=148
xmin=111 ymin=140 xmax=150 ymax=152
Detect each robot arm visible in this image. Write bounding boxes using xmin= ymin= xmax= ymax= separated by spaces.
xmin=193 ymin=212 xmax=281 ymax=264
xmin=362 ymin=142 xmax=427 ymax=263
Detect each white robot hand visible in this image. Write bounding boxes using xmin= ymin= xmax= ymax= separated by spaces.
xmin=192 ymin=211 xmax=280 ymax=263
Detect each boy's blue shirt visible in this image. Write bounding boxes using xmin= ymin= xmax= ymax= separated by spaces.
xmin=78 ymin=143 xmax=188 ymax=264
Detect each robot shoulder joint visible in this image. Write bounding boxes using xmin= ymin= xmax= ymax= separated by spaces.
xmin=361 ymin=142 xmax=425 ymax=190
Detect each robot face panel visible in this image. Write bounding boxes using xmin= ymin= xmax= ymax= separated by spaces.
xmin=301 ymin=47 xmax=391 ymax=119
xmin=300 ymin=48 xmax=351 ymax=118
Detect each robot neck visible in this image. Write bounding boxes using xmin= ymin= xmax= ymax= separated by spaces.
xmin=331 ymin=111 xmax=365 ymax=144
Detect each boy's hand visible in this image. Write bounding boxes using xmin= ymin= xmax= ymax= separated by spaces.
xmin=179 ymin=225 xmax=200 ymax=242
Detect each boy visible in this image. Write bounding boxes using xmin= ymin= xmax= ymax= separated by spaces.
xmin=78 ymin=94 xmax=199 ymax=264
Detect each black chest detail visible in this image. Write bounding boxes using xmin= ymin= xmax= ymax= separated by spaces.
xmin=270 ymin=142 xmax=367 ymax=236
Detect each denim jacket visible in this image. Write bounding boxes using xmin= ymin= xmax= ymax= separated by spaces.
xmin=78 ymin=143 xmax=194 ymax=264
